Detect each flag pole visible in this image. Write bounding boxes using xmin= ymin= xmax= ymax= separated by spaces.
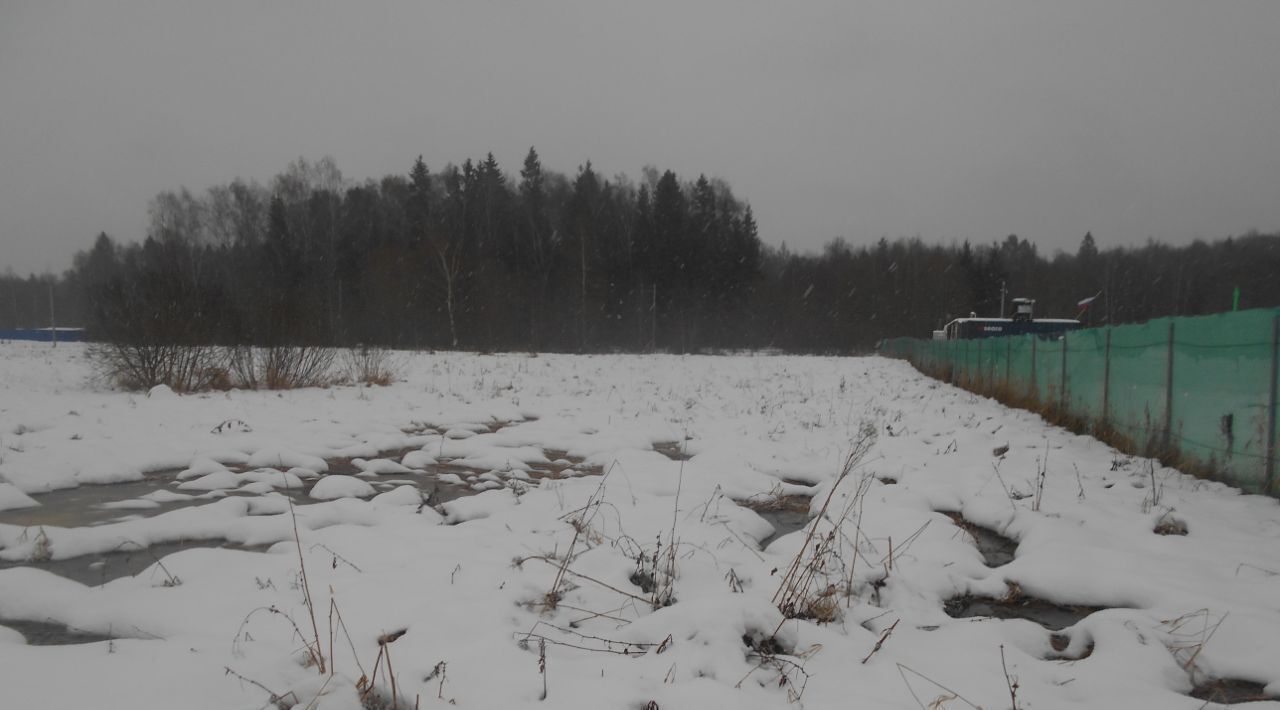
xmin=1076 ymin=290 xmax=1103 ymax=323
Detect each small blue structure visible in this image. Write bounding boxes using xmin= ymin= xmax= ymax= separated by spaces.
xmin=0 ymin=328 xmax=88 ymax=343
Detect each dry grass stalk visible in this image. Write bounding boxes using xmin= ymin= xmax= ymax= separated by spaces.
xmin=861 ymin=618 xmax=900 ymax=664
xmin=544 ymin=469 xmax=613 ymax=610
xmin=1001 ymin=644 xmax=1021 ymax=709
xmin=327 ymin=596 xmax=366 ymax=681
xmin=310 ymin=543 xmax=363 ymax=572
xmin=359 ymin=629 xmax=409 ymax=709
xmin=772 ymin=423 xmax=877 ymax=625
xmin=896 ymin=663 xmax=984 ymax=710
xmin=424 ymin=661 xmax=447 ymax=700
xmin=538 ymin=638 xmax=547 ymax=701
xmin=1162 ymin=608 xmax=1229 ymax=682
xmin=736 ymin=641 xmax=817 ymax=702
xmin=287 ymin=499 xmax=326 ymax=674
xmin=1031 ymin=442 xmax=1048 ymax=512
xmin=224 ymin=666 xmax=298 ymax=710
xmin=518 ymin=621 xmax=664 ymax=658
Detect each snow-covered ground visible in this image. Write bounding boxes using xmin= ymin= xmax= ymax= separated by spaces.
xmin=1 ymin=342 xmax=1278 ymax=709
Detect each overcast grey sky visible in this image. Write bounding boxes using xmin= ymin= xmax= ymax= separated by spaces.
xmin=2 ymin=1 xmax=1279 ymax=275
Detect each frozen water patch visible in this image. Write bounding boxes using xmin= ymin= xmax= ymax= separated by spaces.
xmin=940 ymin=510 xmax=1018 ymax=567
xmin=739 ymin=495 xmax=812 ymax=549
xmin=1190 ymin=678 xmax=1276 ymax=705
xmin=0 ymin=476 xmax=208 ymax=528
xmin=654 ymin=440 xmax=692 ymax=461
xmin=0 ymin=539 xmax=270 ymax=586
xmin=943 ymin=584 xmax=1113 ymax=631
xmin=0 ymin=619 xmax=119 ymax=646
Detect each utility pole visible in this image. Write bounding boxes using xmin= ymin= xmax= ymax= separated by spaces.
xmin=48 ymin=278 xmax=57 ymax=347
xmin=650 ymin=284 xmax=657 ymax=351
xmin=999 ymin=281 xmax=1007 ymax=319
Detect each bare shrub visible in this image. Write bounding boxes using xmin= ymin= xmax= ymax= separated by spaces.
xmin=227 ymin=346 xmax=258 ymax=389
xmin=88 ymin=342 xmax=229 ymax=392
xmin=230 ymin=345 xmax=337 ymax=389
xmin=343 ymin=346 xmax=398 ymax=386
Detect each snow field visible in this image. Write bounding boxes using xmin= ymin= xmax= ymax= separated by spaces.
xmin=0 ymin=342 xmax=1278 ymax=708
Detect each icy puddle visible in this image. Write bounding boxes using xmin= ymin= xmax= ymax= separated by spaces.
xmin=740 ymin=495 xmax=813 ymax=549
xmin=941 ymin=511 xmax=1018 ymax=567
xmin=0 ymin=476 xmax=206 ymax=528
xmin=3 ymin=444 xmax=602 ymax=531
xmin=654 ymin=441 xmax=693 ymax=461
xmin=0 ymin=539 xmax=271 ymax=586
xmin=1191 ymin=678 xmax=1277 ymax=705
xmin=0 ymin=434 xmax=606 ymax=586
xmin=0 ymin=619 xmax=119 ymax=646
xmin=944 ymin=590 xmax=1109 ymax=631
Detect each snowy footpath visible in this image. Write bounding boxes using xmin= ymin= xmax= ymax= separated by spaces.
xmin=1 ymin=342 xmax=1278 ymax=709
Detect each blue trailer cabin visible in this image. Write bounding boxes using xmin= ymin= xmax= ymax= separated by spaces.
xmin=0 ymin=327 xmax=88 ymax=343
xmin=938 ymin=317 xmax=1081 ymax=340
xmin=935 ymin=298 xmax=1081 ymax=340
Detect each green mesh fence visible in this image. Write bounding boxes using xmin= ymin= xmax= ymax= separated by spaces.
xmin=881 ymin=308 xmax=1280 ymax=496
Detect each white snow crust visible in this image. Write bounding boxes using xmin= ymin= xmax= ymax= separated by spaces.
xmin=0 ymin=342 xmax=1277 ymax=709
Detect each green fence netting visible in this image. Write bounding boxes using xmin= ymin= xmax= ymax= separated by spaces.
xmin=881 ymin=308 xmax=1279 ymax=496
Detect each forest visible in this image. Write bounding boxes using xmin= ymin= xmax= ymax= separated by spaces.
xmin=3 ymin=151 xmax=1278 ymax=354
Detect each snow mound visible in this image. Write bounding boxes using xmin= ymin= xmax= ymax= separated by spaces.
xmin=240 ymin=468 xmax=305 ymax=490
xmin=0 ymin=624 xmax=25 ymax=645
xmin=309 ymin=475 xmax=376 ymax=500
xmin=371 ymin=485 xmax=423 ymax=506
xmin=247 ymin=447 xmax=328 ymax=473
xmin=176 ymin=470 xmax=242 ymax=491
xmin=400 ymin=450 xmax=436 ymax=469
xmin=177 ymin=457 xmax=228 ymax=481
xmin=0 ymin=483 xmax=39 ymax=511
xmin=146 ymin=384 xmax=177 ymax=399
xmin=354 ymin=458 xmax=413 ymax=475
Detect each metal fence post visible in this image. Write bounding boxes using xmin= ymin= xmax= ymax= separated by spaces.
xmin=949 ymin=340 xmax=956 ymax=384
xmin=1103 ymin=328 xmax=1112 ymax=425
xmin=1005 ymin=337 xmax=1012 ymax=387
xmin=1266 ymin=315 xmax=1278 ymax=494
xmin=1060 ymin=334 xmax=1068 ymax=410
xmin=967 ymin=339 xmax=973 ymax=386
xmin=990 ymin=338 xmax=997 ymax=384
xmin=1164 ymin=321 xmax=1175 ymax=448
xmin=977 ymin=339 xmax=983 ymax=389
xmin=1030 ymin=337 xmax=1037 ymax=399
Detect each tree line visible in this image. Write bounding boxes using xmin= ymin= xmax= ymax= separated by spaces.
xmin=3 ymin=151 xmax=1279 ymax=353
xmin=58 ymin=151 xmax=763 ymax=353
xmin=761 ymin=229 xmax=1280 ymax=351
